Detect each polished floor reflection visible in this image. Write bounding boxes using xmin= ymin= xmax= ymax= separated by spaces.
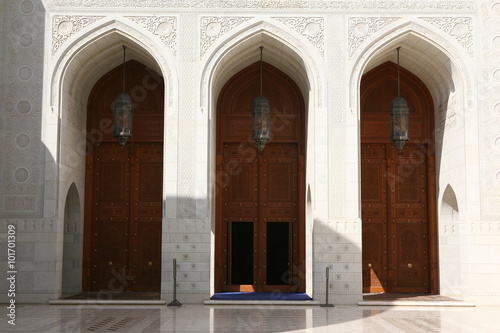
xmin=1 ymin=304 xmax=498 ymax=332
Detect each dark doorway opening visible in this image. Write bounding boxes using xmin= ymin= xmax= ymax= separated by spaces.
xmin=267 ymin=222 xmax=290 ymax=285
xmin=229 ymin=222 xmax=254 ymax=285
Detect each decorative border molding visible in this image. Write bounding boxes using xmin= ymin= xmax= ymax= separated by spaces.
xmin=0 ymin=218 xmax=56 ymax=232
xmin=165 ymin=219 xmax=210 ymax=233
xmin=52 ymin=15 xmax=104 ymax=55
xmin=126 ymin=16 xmax=177 ymax=57
xmin=273 ymin=17 xmax=324 ymax=57
xmin=47 ymin=0 xmax=474 ymax=10
xmin=420 ymin=17 xmax=473 ymax=55
xmin=200 ymin=17 xmax=252 ymax=57
xmin=348 ymin=17 xmax=401 ymax=58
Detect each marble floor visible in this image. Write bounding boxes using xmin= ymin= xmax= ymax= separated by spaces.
xmin=1 ymin=303 xmax=498 ymax=333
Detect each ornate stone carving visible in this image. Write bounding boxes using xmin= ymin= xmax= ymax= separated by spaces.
xmin=200 ymin=17 xmax=252 ymax=56
xmin=126 ymin=16 xmax=177 ymax=57
xmin=348 ymin=17 xmax=401 ymax=58
xmin=67 ymin=103 xmax=84 ymax=131
xmin=420 ymin=17 xmax=473 ymax=55
xmin=3 ymin=195 xmax=38 ymax=213
xmin=273 ymin=17 xmax=324 ymax=57
xmin=1 ymin=0 xmax=45 ymax=217
xmin=46 ymin=0 xmax=474 ymax=10
xmin=52 ymin=15 xmax=104 ymax=55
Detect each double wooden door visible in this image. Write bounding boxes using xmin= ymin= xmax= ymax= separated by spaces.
xmin=215 ymin=60 xmax=305 ymax=293
xmin=83 ymin=59 xmax=164 ymax=292
xmin=220 ymin=143 xmax=299 ymax=292
xmin=88 ymin=142 xmax=163 ymax=292
xmin=361 ymin=143 xmax=429 ymax=293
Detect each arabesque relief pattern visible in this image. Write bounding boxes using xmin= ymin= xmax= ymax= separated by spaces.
xmin=1 ymin=0 xmax=45 ymax=216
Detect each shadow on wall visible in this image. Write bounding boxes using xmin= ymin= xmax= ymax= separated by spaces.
xmin=312 ymin=218 xmax=362 ymax=304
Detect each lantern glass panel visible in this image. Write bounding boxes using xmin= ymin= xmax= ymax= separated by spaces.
xmin=113 ymin=92 xmax=133 ymax=145
xmin=389 ymin=96 xmax=409 ymax=149
xmin=252 ymin=95 xmax=271 ymax=151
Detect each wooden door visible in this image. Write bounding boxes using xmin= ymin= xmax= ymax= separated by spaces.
xmin=221 ymin=143 xmax=298 ymax=292
xmin=360 ymin=61 xmax=438 ymax=294
xmin=215 ymin=61 xmax=305 ymax=293
xmin=361 ymin=143 xmax=429 ymax=293
xmin=90 ymin=143 xmax=162 ymax=291
xmin=83 ymin=59 xmax=164 ymax=292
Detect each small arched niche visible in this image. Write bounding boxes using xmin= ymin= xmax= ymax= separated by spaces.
xmin=62 ymin=183 xmax=82 ymax=295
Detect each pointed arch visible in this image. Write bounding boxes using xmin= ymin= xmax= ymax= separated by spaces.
xmin=200 ymin=18 xmax=325 ymax=112
xmin=62 ymin=183 xmax=82 ymax=294
xmin=356 ymin=19 xmax=459 ymax=294
xmin=439 ymin=184 xmax=463 ymax=298
xmin=49 ymin=17 xmax=178 ymax=113
xmin=46 ymin=17 xmax=177 ymax=295
xmin=442 ymin=184 xmax=459 ymax=214
xmin=349 ymin=18 xmax=473 ymax=113
xmin=47 ymin=17 xmax=179 ymax=220
xmin=201 ymin=18 xmax=324 ymax=297
xmin=348 ymin=18 xmax=477 ymax=227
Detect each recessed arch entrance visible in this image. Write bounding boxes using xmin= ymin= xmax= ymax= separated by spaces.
xmin=360 ymin=61 xmax=438 ymax=293
xmin=215 ymin=60 xmax=306 ymax=293
xmin=82 ymin=59 xmax=165 ymax=292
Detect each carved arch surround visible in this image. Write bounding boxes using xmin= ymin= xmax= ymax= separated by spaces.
xmin=348 ymin=19 xmax=473 ymax=112
xmin=49 ymin=18 xmax=178 ymax=111
xmin=200 ymin=18 xmax=326 ymax=112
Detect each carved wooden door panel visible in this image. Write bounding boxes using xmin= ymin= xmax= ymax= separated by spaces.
xmin=388 ymin=144 xmax=428 ymax=292
xmin=361 ymin=143 xmax=429 ymax=293
xmin=129 ymin=143 xmax=163 ymax=291
xmin=91 ymin=144 xmax=131 ymax=291
xmin=90 ymin=143 xmax=162 ymax=292
xmin=361 ymin=144 xmax=388 ymax=293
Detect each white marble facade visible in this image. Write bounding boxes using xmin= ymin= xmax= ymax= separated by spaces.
xmin=0 ymin=0 xmax=499 ymax=305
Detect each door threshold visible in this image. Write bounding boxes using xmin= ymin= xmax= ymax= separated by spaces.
xmin=50 ymin=291 xmax=164 ymax=305
xmin=359 ymin=293 xmax=475 ymax=307
xmin=50 ymin=299 xmax=166 ymax=305
xmin=207 ymin=292 xmax=317 ymax=305
xmin=210 ymin=292 xmax=313 ymax=301
xmin=205 ymin=299 xmax=320 ymax=306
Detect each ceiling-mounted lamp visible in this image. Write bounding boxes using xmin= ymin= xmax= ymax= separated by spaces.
xmin=389 ymin=47 xmax=409 ymax=152
xmin=113 ymin=45 xmax=133 ymax=146
xmin=251 ymin=46 xmax=272 ymax=151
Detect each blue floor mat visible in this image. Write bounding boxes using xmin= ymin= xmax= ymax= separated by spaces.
xmin=210 ymin=292 xmax=313 ymax=300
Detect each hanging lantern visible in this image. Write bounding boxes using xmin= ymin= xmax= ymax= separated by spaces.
xmin=389 ymin=47 xmax=409 ymax=152
xmin=252 ymin=46 xmax=271 ymax=151
xmin=113 ymin=45 xmax=133 ymax=146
